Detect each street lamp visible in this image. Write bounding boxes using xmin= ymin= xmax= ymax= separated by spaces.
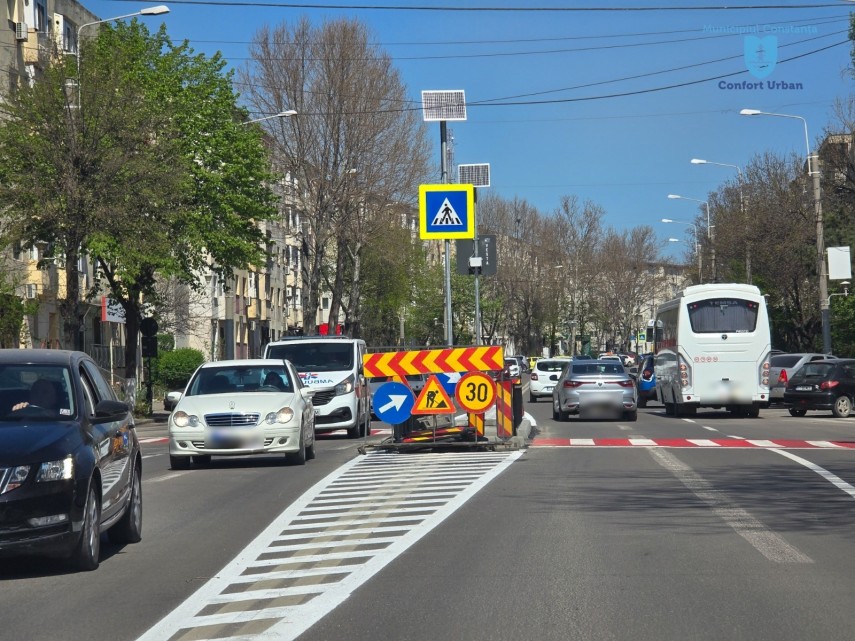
xmin=667 ymin=235 xmax=702 ymax=281
xmin=741 ymin=107 xmax=829 ymax=352
xmin=241 ymin=110 xmax=298 ymax=125
xmin=691 ymin=158 xmax=750 ymax=282
xmin=668 ymin=193 xmax=715 ymax=280
xmin=76 ymin=6 xmax=170 ymax=104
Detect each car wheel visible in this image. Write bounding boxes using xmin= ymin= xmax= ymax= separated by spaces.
xmin=745 ymin=406 xmax=760 ymax=418
xmin=624 ymin=410 xmax=638 ymax=422
xmin=306 ymin=434 xmax=316 ymax=460
xmin=788 ymin=408 xmax=807 ymax=417
xmin=286 ymin=430 xmax=307 ymax=465
xmin=192 ymin=455 xmax=212 ymax=466
xmin=664 ymin=402 xmax=675 ymax=416
xmin=638 ymin=397 xmax=647 ymax=408
xmin=529 ymin=393 xmax=536 ymax=403
xmin=109 ymin=464 xmax=142 ymax=544
xmin=170 ymin=455 xmax=191 ymax=470
xmin=832 ymin=395 xmax=852 ymax=418
xmin=70 ymin=485 xmax=101 ymax=571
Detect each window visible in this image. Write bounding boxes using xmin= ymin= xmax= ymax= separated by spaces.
xmin=322 ymin=297 xmax=330 ymax=310
xmin=687 ymin=298 xmax=759 ymax=334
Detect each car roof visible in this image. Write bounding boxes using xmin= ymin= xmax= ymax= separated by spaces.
xmin=0 ymin=349 xmax=82 ymax=366
xmin=199 ymin=359 xmax=290 ymax=368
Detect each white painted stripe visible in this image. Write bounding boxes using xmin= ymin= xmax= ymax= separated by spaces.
xmin=701 ymin=425 xmax=719 ymax=432
xmin=727 ymin=435 xmax=747 ymax=439
xmin=746 ymin=440 xmax=777 ymax=448
xmin=648 ymin=448 xmax=812 ymax=564
xmin=629 ymin=438 xmax=657 ymax=446
xmin=143 ymin=471 xmax=191 ymax=484
xmin=681 ymin=418 xmax=696 ymax=424
xmin=806 ymin=440 xmax=842 ymax=449
xmin=569 ymin=438 xmax=595 ymax=446
xmin=687 ymin=439 xmax=720 ymax=447
xmin=771 ymin=449 xmax=855 ymax=500
xmin=136 ymin=451 xmax=523 ymax=641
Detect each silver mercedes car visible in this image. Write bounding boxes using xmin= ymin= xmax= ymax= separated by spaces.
xmin=552 ymin=359 xmax=637 ymax=421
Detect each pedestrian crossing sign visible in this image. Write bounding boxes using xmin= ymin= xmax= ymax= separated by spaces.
xmin=412 ymin=374 xmax=457 ymax=415
xmin=419 ymin=184 xmax=475 ymax=240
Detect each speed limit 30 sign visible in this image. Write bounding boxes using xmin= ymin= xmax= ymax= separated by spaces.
xmin=455 ymin=371 xmax=497 ymax=414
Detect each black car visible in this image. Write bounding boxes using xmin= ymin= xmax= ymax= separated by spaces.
xmin=0 ymin=350 xmax=142 ymax=570
xmin=783 ymin=358 xmax=855 ymax=418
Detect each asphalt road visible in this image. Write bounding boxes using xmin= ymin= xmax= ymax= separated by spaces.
xmin=4 ymin=393 xmax=855 ymax=641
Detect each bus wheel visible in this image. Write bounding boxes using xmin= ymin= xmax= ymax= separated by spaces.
xmin=745 ymin=406 xmax=760 ymax=418
xmin=664 ymin=402 xmax=675 ymax=416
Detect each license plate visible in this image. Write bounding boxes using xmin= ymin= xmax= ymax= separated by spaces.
xmin=795 ymin=385 xmax=813 ymax=391
xmin=544 ymin=386 xmax=553 ymax=392
xmin=207 ymin=428 xmax=262 ymax=450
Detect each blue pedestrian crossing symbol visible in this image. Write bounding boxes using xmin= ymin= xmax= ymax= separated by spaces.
xmin=419 ymin=184 xmax=475 ymax=240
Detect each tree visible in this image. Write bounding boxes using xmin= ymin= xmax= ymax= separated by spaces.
xmin=0 ymin=23 xmax=276 ymax=398
xmin=238 ymin=17 xmax=432 ymax=336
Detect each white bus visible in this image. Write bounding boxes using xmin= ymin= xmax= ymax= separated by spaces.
xmin=654 ymin=284 xmax=772 ymax=417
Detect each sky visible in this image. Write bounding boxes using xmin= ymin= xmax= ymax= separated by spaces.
xmin=87 ymin=1 xmax=855 ymax=260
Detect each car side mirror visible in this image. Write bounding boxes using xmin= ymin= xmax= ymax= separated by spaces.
xmin=92 ymin=399 xmax=131 ymax=424
xmin=302 ymin=389 xmax=316 ymax=400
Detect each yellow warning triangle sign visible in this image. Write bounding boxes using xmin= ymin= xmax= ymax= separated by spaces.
xmin=412 ymin=374 xmax=456 ymax=415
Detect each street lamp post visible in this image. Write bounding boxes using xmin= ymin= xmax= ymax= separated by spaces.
xmin=241 ymin=110 xmax=298 ymax=125
xmin=662 ymin=218 xmax=702 ymax=282
xmin=741 ymin=108 xmax=829 ymax=353
xmin=691 ymin=158 xmax=750 ymax=282
xmin=75 ymin=5 xmax=170 ymax=106
xmin=668 ymin=193 xmax=714 ymax=280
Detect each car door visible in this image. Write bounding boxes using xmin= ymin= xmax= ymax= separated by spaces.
xmin=79 ymin=361 xmax=132 ymax=521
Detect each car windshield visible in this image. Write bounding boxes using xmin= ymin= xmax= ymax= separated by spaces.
xmin=266 ymin=343 xmax=354 ymax=372
xmin=791 ymin=362 xmax=836 ymax=381
xmin=770 ymin=355 xmax=803 ymax=368
xmin=537 ymin=361 xmax=567 ymax=372
xmin=186 ymin=365 xmax=293 ymax=396
xmin=687 ymin=298 xmax=759 ymax=333
xmin=572 ymin=363 xmax=625 ymax=375
xmin=0 ymin=364 xmax=75 ymax=421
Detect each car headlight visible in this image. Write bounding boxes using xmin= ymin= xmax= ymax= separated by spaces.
xmin=172 ymin=411 xmax=200 ymax=428
xmin=35 ymin=457 xmax=73 ymax=483
xmin=266 ymin=407 xmax=295 ymax=424
xmin=335 ymin=374 xmax=355 ymax=395
xmin=1 ymin=465 xmax=30 ymax=494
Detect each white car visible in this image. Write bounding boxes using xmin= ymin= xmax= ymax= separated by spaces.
xmin=529 ymin=358 xmax=571 ymax=402
xmin=168 ymin=359 xmax=315 ymax=469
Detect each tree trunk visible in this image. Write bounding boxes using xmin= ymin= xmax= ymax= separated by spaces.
xmin=60 ymin=249 xmax=83 ymax=351
xmin=327 ymin=237 xmax=347 ymax=335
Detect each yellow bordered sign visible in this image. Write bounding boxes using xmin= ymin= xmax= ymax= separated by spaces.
xmin=455 ymin=371 xmax=496 ymax=414
xmin=412 ymin=375 xmax=456 ymax=415
xmin=419 ymin=184 xmax=475 ymax=240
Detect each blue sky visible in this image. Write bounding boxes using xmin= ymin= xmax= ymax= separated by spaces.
xmin=91 ymin=1 xmax=854 ymax=258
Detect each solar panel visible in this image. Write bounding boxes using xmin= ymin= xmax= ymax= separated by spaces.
xmin=421 ymin=90 xmax=467 ymax=122
xmin=458 ymin=163 xmax=490 ymax=187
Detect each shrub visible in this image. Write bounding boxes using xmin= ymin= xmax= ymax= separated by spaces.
xmin=155 ymin=348 xmax=205 ymax=389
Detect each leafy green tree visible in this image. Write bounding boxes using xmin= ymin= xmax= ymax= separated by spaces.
xmin=0 ymin=22 xmax=275 ymax=398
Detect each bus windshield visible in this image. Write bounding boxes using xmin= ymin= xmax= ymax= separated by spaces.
xmin=687 ymin=298 xmax=759 ymax=334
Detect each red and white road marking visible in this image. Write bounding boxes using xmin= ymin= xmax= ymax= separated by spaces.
xmin=532 ymin=437 xmax=855 ymax=449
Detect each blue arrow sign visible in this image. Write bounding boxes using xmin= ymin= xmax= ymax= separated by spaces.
xmin=436 ymin=372 xmax=462 ymax=397
xmin=419 ymin=184 xmax=475 ymax=240
xmin=372 ymin=382 xmax=415 ymax=425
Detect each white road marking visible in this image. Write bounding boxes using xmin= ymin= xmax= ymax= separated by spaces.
xmin=569 ymin=438 xmax=595 ymax=446
xmin=687 ymin=439 xmax=720 ymax=447
xmin=681 ymin=418 xmax=696 ymax=424
xmin=746 ymin=440 xmax=777 ymax=448
xmin=629 ymin=438 xmax=657 ymax=446
xmin=806 ymin=440 xmax=843 ymax=449
xmin=771 ymin=449 xmax=855 ymax=500
xmin=144 ymin=471 xmax=191 ymax=483
xmin=141 ymin=453 xmax=164 ymax=460
xmin=649 ymin=448 xmax=812 ymax=564
xmin=136 ymin=451 xmax=522 ymax=641
xmin=701 ymin=425 xmax=719 ymax=432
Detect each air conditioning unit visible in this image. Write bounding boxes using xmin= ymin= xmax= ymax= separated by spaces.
xmin=15 ymin=22 xmax=28 ymax=41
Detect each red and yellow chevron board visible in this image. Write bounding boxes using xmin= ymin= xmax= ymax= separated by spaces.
xmin=363 ymin=346 xmax=504 ymax=378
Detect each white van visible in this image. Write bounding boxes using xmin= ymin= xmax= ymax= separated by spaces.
xmin=264 ymin=336 xmax=370 ymax=438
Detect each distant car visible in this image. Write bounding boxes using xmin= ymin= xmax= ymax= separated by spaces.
xmin=511 ymin=355 xmax=529 ymax=373
xmin=529 ymin=358 xmax=571 ymax=403
xmin=636 ymin=354 xmax=657 ymax=408
xmin=783 ymin=358 xmax=855 ymax=418
xmin=504 ymin=358 xmax=521 ymax=379
xmin=552 ymin=358 xmax=637 ymax=421
xmin=0 ymin=349 xmax=141 ymax=571
xmin=163 ymin=388 xmax=184 ymax=411
xmin=169 ymin=359 xmax=315 ymax=468
xmin=769 ymin=353 xmax=828 ymax=403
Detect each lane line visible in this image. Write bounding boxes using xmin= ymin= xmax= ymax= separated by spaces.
xmin=771 ymin=449 xmax=855 ymax=500
xmin=701 ymin=425 xmax=719 ymax=432
xmin=648 ymin=448 xmax=812 ymax=564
